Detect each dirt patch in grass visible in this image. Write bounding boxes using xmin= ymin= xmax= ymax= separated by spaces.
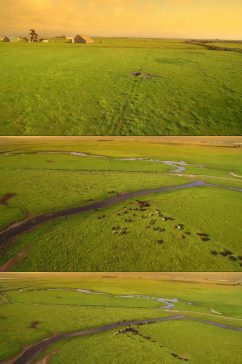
xmin=0 ymin=193 xmax=17 ymax=206
xmin=29 ymin=321 xmax=42 ymax=329
xmin=36 ymin=352 xmax=56 ymax=364
xmin=131 ymin=72 xmax=152 ymax=79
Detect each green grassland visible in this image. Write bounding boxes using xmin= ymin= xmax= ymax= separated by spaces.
xmin=0 ymin=38 xmax=241 ymax=135
xmin=0 ymin=138 xmax=241 ymax=272
xmin=11 ymin=187 xmax=241 ymax=272
xmin=0 ymin=273 xmax=241 ymax=363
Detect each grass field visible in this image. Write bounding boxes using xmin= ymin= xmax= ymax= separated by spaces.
xmin=0 ymin=137 xmax=241 ymax=272
xmin=0 ymin=272 xmax=241 ymax=363
xmin=0 ymin=38 xmax=241 ymax=135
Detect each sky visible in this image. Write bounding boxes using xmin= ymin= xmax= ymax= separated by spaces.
xmin=0 ymin=0 xmax=241 ymax=39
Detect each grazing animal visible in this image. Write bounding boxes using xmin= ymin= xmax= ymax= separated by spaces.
xmin=200 ymin=236 xmax=210 ymax=242
xmin=224 ymin=250 xmax=232 ymax=256
xmin=163 ymin=216 xmax=174 ymax=221
xmin=137 ymin=200 xmax=151 ymax=208
xmin=229 ymin=256 xmax=237 ymax=261
xmin=150 ymin=219 xmax=156 ymax=225
xmin=175 ymin=224 xmax=184 ymax=230
xmin=220 ymin=250 xmax=234 ymax=257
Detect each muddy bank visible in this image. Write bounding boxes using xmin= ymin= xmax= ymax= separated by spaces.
xmin=7 ymin=315 xmax=242 ymax=364
xmin=0 ymin=181 xmax=241 ymax=250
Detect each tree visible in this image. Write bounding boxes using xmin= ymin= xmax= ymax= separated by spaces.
xmin=29 ymin=29 xmax=39 ymax=42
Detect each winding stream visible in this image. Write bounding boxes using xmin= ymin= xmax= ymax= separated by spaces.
xmin=2 ymin=151 xmax=241 ymax=180
xmin=3 ymin=151 xmax=195 ymax=173
xmin=0 ymin=181 xmax=242 ymax=247
xmin=47 ymin=287 xmax=179 ymax=309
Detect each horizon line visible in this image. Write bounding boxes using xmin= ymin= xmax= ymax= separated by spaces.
xmin=1 ymin=33 xmax=242 ymax=41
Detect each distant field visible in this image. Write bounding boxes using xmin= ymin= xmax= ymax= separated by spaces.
xmin=0 ymin=273 xmax=241 ymax=363
xmin=0 ymin=137 xmax=241 ymax=272
xmin=207 ymin=42 xmax=242 ymax=49
xmin=0 ymin=38 xmax=241 ymax=135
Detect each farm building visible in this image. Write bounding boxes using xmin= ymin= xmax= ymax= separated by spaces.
xmin=0 ymin=36 xmax=10 ymax=42
xmin=67 ymin=34 xmax=94 ymax=44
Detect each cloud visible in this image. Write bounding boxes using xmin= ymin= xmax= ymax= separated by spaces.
xmin=0 ymin=0 xmax=241 ymax=38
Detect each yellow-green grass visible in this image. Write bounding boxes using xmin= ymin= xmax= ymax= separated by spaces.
xmin=0 ymin=38 xmax=241 ymax=136
xmin=0 ymin=273 xmax=241 ymax=363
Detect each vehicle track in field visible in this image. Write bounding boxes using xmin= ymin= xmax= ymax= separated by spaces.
xmin=114 ymin=48 xmax=151 ymax=135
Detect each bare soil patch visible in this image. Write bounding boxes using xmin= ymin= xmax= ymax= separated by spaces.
xmin=131 ymin=71 xmax=152 ymax=79
xmin=29 ymin=321 xmax=42 ymax=329
xmin=0 ymin=193 xmax=17 ymax=206
xmin=0 ymin=245 xmax=31 ymax=272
